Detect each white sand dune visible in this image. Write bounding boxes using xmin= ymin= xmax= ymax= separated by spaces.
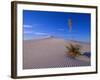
xmin=23 ymin=38 xmax=90 ymax=69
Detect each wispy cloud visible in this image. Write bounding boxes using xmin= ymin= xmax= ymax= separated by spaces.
xmin=24 ymin=31 xmax=33 ymax=34
xmin=24 ymin=31 xmax=47 ymax=35
xmin=23 ymin=25 xmax=32 ymax=28
xmin=34 ymin=32 xmax=47 ymax=35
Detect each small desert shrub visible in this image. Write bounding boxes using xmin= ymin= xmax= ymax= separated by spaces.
xmin=66 ymin=44 xmax=81 ymax=58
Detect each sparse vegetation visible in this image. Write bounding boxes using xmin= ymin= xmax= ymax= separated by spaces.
xmin=66 ymin=44 xmax=81 ymax=58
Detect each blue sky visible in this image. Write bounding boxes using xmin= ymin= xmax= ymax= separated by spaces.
xmin=23 ymin=10 xmax=91 ymax=42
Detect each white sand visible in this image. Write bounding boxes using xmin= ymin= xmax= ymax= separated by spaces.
xmin=23 ymin=38 xmax=90 ymax=69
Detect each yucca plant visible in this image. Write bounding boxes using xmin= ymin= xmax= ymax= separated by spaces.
xmin=66 ymin=44 xmax=81 ymax=58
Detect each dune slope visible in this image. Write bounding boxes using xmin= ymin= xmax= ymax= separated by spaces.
xmin=23 ymin=38 xmax=90 ymax=69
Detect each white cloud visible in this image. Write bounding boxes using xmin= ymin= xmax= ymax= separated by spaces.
xmin=23 ymin=25 xmax=32 ymax=28
xmin=34 ymin=32 xmax=47 ymax=35
xmin=24 ymin=31 xmax=33 ymax=34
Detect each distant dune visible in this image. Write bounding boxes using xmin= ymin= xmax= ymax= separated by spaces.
xmin=23 ymin=37 xmax=90 ymax=69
